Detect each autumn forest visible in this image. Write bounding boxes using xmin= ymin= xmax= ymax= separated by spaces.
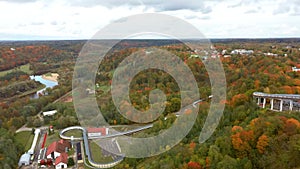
xmin=1 ymin=39 xmax=300 ymax=169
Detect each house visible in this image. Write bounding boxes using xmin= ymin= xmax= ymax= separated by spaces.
xmin=190 ymin=54 xmax=200 ymax=58
xmin=231 ymin=49 xmax=254 ymax=55
xmin=264 ymin=52 xmax=278 ymax=57
xmin=292 ymin=67 xmax=300 ymax=72
xmin=18 ymin=153 xmax=31 ymax=167
xmin=87 ymin=127 xmax=108 ymax=138
xmin=55 ymin=153 xmax=68 ymax=169
xmin=46 ymin=140 xmax=71 ymax=160
xmin=42 ymin=110 xmax=57 ymax=116
xmin=86 ymin=88 xmax=96 ymax=95
xmin=222 ymin=50 xmax=227 ymax=55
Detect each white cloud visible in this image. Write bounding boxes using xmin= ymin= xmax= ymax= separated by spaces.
xmin=0 ymin=0 xmax=299 ymax=40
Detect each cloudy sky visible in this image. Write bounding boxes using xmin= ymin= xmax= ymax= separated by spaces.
xmin=0 ymin=0 xmax=299 ymax=40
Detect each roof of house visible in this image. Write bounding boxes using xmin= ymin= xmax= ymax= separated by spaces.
xmin=42 ymin=110 xmax=57 ymax=116
xmin=87 ymin=127 xmax=107 ymax=135
xmin=46 ymin=140 xmax=71 ymax=156
xmin=55 ymin=152 xmax=68 ymax=165
xmin=19 ymin=153 xmax=31 ymax=163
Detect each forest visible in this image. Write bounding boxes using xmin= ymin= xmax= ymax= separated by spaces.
xmin=0 ymin=39 xmax=300 ymax=168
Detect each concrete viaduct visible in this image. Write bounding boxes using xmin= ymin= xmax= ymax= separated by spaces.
xmin=253 ymin=92 xmax=300 ymax=112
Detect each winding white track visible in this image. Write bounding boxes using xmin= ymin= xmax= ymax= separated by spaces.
xmin=59 ymin=125 xmax=153 ymax=168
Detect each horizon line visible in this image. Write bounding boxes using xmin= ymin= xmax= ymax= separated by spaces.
xmin=1 ymin=37 xmax=300 ymax=42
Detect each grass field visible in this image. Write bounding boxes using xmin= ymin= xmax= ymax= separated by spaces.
xmin=14 ymin=131 xmax=34 ymax=151
xmin=0 ymin=64 xmax=33 ymax=77
xmin=45 ymin=131 xmax=60 ymax=147
xmin=64 ymin=129 xmax=83 ymax=138
xmin=97 ymin=85 xmax=110 ymax=93
xmin=89 ymin=141 xmax=113 ymax=163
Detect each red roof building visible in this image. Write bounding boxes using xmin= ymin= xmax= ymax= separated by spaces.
xmin=87 ymin=127 xmax=108 ymax=137
xmin=54 ymin=153 xmax=68 ymax=169
xmin=55 ymin=152 xmax=68 ymax=165
xmin=46 ymin=140 xmax=71 ymax=160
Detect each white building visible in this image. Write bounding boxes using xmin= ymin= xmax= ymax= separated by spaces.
xmin=55 ymin=153 xmax=68 ymax=169
xmin=46 ymin=140 xmax=70 ymax=161
xmin=292 ymin=67 xmax=300 ymax=72
xmin=18 ymin=153 xmax=31 ymax=167
xmin=28 ymin=129 xmax=40 ymax=155
xmin=222 ymin=50 xmax=227 ymax=55
xmin=264 ymin=52 xmax=278 ymax=57
xmin=231 ymin=49 xmax=254 ymax=55
xmin=42 ymin=110 xmax=57 ymax=116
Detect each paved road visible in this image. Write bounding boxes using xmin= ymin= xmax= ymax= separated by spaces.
xmin=16 ymin=125 xmax=48 ymax=133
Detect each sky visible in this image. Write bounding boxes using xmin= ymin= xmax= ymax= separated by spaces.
xmin=0 ymin=0 xmax=299 ymax=40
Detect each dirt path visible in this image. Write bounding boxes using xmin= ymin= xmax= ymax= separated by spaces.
xmin=16 ymin=124 xmax=32 ymax=133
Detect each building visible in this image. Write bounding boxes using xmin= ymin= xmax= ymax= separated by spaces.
xmin=292 ymin=67 xmax=300 ymax=72
xmin=86 ymin=88 xmax=96 ymax=95
xmin=222 ymin=49 xmax=227 ymax=55
xmin=264 ymin=52 xmax=278 ymax=57
xmin=76 ymin=142 xmax=83 ymax=164
xmin=55 ymin=153 xmax=68 ymax=169
xmin=46 ymin=140 xmax=71 ymax=160
xmin=231 ymin=49 xmax=254 ymax=55
xmin=87 ymin=127 xmax=108 ymax=138
xmin=28 ymin=129 xmax=41 ymax=155
xmin=18 ymin=153 xmax=31 ymax=167
xmin=42 ymin=110 xmax=57 ymax=116
xmin=190 ymin=54 xmax=200 ymax=58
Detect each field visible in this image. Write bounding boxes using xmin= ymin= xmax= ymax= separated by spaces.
xmin=14 ymin=131 xmax=34 ymax=151
xmin=0 ymin=64 xmax=33 ymax=77
xmin=45 ymin=131 xmax=60 ymax=147
xmin=64 ymin=129 xmax=83 ymax=138
xmin=89 ymin=141 xmax=113 ymax=163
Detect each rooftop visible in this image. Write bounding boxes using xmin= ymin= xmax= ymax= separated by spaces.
xmin=46 ymin=140 xmax=70 ymax=156
xmin=55 ymin=152 xmax=68 ymax=165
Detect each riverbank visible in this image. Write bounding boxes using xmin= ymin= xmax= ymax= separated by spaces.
xmin=1 ymin=83 xmax=45 ymax=102
xmin=42 ymin=73 xmax=59 ymax=82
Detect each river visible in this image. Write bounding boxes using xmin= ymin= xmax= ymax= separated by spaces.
xmin=30 ymin=75 xmax=58 ymax=99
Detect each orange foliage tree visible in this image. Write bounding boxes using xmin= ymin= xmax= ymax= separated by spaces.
xmin=256 ymin=134 xmax=269 ymax=154
xmin=187 ymin=161 xmax=202 ymax=169
xmin=231 ymin=126 xmax=254 ymax=158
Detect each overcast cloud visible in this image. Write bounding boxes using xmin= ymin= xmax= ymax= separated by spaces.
xmin=0 ymin=0 xmax=299 ymax=40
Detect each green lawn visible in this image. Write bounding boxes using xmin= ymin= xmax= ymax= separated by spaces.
xmin=14 ymin=131 xmax=34 ymax=151
xmin=45 ymin=131 xmax=60 ymax=147
xmin=0 ymin=64 xmax=33 ymax=77
xmin=89 ymin=141 xmax=113 ymax=163
xmin=97 ymin=85 xmax=110 ymax=93
xmin=64 ymin=129 xmax=83 ymax=138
